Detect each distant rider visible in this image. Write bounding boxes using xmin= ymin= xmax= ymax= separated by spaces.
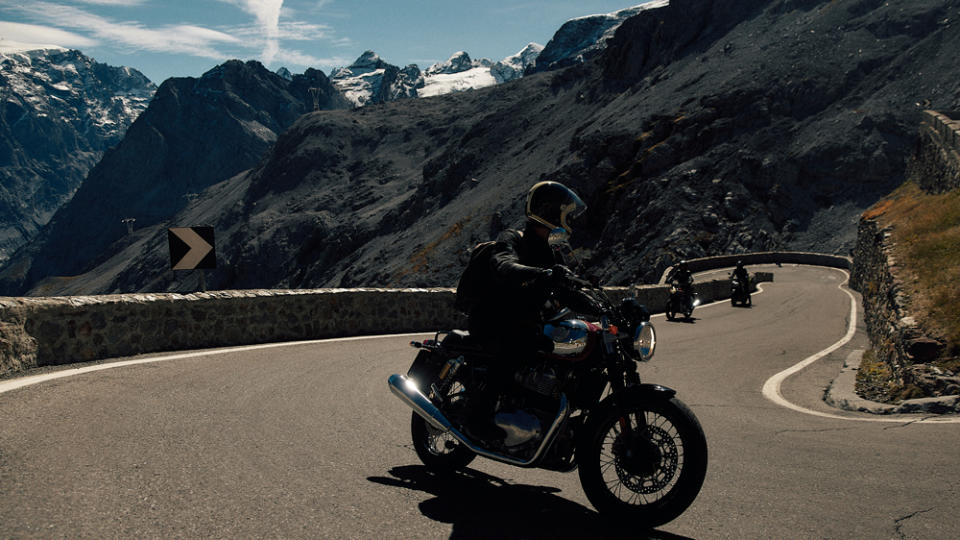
xmin=666 ymin=260 xmax=694 ymax=309
xmin=731 ymin=260 xmax=749 ymax=286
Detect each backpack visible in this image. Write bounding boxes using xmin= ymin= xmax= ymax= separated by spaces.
xmin=454 ymin=230 xmax=522 ymax=314
xmin=454 ymin=241 xmax=498 ymax=314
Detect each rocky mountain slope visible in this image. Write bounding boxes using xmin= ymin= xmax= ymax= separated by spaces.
xmin=0 ymin=47 xmax=154 ymax=263
xmin=7 ymin=0 xmax=960 ymax=295
xmin=0 ymin=59 xmax=348 ymax=294
xmin=531 ymin=0 xmax=668 ymax=73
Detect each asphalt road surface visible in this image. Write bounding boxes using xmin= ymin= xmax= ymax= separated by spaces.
xmin=1 ymin=265 xmax=958 ymax=539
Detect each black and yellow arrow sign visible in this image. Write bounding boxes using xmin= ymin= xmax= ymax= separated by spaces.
xmin=168 ymin=227 xmax=216 ymax=270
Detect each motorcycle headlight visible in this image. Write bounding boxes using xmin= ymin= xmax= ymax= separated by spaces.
xmin=632 ymin=322 xmax=656 ymax=361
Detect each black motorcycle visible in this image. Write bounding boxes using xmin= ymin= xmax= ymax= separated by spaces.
xmin=388 ymin=274 xmax=708 ymax=528
xmin=730 ymin=275 xmax=752 ymax=307
xmin=665 ymin=282 xmax=699 ymax=321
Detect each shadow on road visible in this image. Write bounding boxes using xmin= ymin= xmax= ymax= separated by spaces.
xmin=368 ymin=465 xmax=694 ymax=539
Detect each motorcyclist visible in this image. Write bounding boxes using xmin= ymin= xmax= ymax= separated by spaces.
xmin=465 ymin=180 xmax=587 ymax=440
xmin=666 ymin=260 xmax=693 ymax=287
xmin=731 ymin=260 xmax=749 ymax=287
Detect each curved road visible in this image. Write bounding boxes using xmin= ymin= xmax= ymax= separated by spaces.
xmin=1 ymin=265 xmax=958 ymax=539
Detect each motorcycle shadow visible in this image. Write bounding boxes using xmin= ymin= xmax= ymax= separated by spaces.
xmin=665 ymin=317 xmax=698 ymax=324
xmin=368 ymin=464 xmax=694 ymax=539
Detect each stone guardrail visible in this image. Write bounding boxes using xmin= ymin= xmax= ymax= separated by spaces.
xmin=658 ymin=251 xmax=851 ymax=284
xmin=847 ymin=109 xmax=959 ymax=401
xmin=0 ymin=258 xmax=785 ymax=378
xmin=907 ymin=110 xmax=960 ymax=193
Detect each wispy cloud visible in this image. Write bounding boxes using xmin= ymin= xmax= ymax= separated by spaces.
xmin=0 ymin=20 xmax=97 ymax=48
xmin=9 ymin=2 xmax=241 ymax=59
xmin=1 ymin=0 xmax=348 ymax=72
xmin=73 ymin=0 xmax=146 ymax=6
xmin=219 ymin=0 xmax=284 ymax=64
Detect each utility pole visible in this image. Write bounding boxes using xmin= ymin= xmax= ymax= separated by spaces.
xmin=309 ymin=87 xmax=321 ymax=111
xmin=121 ymin=217 xmax=136 ymax=234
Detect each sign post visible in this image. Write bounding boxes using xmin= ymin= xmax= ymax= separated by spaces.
xmin=168 ymin=227 xmax=216 ymax=291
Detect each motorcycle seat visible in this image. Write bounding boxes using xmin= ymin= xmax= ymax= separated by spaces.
xmin=441 ymin=330 xmax=496 ymax=357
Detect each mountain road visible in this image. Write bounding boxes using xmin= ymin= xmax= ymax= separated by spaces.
xmin=1 ymin=265 xmax=958 ymax=539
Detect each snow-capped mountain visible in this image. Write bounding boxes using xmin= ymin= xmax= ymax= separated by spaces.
xmin=330 ymin=45 xmax=543 ymax=106
xmin=532 ymin=1 xmax=669 ymax=72
xmin=327 ymin=4 xmax=667 ymax=107
xmin=491 ymin=43 xmax=545 ymax=82
xmin=329 ymin=51 xmax=422 ymax=107
xmin=0 ymin=46 xmax=155 ymax=262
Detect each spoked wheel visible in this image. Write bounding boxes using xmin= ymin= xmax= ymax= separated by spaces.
xmin=410 ymin=378 xmax=476 ymax=473
xmin=578 ymin=396 xmax=707 ymax=528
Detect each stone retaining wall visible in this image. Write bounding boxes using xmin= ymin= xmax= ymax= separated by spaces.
xmin=659 ymin=251 xmax=850 ymax=284
xmin=907 ymin=110 xmax=960 ymax=193
xmin=849 ymin=110 xmax=959 ymax=399
xmin=0 ymin=267 xmax=776 ymax=378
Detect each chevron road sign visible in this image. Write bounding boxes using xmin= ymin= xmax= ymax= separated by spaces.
xmin=168 ymin=227 xmax=216 ymax=270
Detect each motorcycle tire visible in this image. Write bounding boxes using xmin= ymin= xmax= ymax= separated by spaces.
xmin=410 ymin=369 xmax=476 ymax=473
xmin=411 ymin=412 xmax=476 ymax=473
xmin=578 ymin=396 xmax=708 ymax=528
xmin=665 ymin=298 xmax=678 ymax=321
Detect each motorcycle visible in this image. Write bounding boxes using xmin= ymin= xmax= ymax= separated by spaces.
xmin=388 ymin=274 xmax=708 ymax=527
xmin=730 ymin=275 xmax=752 ymax=307
xmin=665 ymin=282 xmax=700 ymax=321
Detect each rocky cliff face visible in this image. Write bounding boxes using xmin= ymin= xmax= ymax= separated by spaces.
xmin=531 ymin=1 xmax=668 ymax=73
xmin=0 ymin=59 xmax=349 ymax=294
xmin=0 ymin=48 xmax=154 ymax=263
xmin=7 ymin=0 xmax=960 ymax=296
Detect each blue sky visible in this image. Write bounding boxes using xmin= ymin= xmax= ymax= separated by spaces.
xmin=0 ymin=1 xmax=651 ymax=84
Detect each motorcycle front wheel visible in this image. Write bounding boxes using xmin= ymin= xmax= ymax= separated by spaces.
xmin=665 ymin=298 xmax=678 ymax=321
xmin=578 ymin=396 xmax=707 ymax=528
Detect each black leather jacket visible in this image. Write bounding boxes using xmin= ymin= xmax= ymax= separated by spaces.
xmin=468 ymin=222 xmax=561 ymax=342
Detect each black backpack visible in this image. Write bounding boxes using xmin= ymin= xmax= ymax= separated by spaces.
xmin=454 ymin=231 xmax=522 ymax=314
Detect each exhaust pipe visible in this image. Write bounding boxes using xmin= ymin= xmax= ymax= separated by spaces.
xmin=387 ymin=373 xmax=569 ymax=467
xmin=387 ymin=373 xmax=455 ymax=433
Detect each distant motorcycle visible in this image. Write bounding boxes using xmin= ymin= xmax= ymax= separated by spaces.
xmin=388 ymin=272 xmax=708 ymax=527
xmin=730 ymin=275 xmax=752 ymax=307
xmin=665 ymin=282 xmax=699 ymax=321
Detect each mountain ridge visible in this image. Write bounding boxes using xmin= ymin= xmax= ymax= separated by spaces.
xmin=6 ymin=0 xmax=960 ymax=296
xmin=0 ymin=47 xmax=155 ymax=263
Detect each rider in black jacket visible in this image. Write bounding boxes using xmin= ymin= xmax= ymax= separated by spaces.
xmin=467 ymin=181 xmax=586 ymax=347
xmin=465 ymin=181 xmax=586 ymax=440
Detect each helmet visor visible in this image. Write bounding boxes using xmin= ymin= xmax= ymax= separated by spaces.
xmin=560 ymin=192 xmax=586 ymax=232
xmin=527 ymin=182 xmax=587 ymax=234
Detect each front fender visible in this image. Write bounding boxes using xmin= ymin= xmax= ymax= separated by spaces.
xmin=609 ymin=383 xmax=677 ymax=405
xmin=583 ymin=384 xmax=678 ymax=428
xmin=577 ymin=383 xmax=681 ymax=449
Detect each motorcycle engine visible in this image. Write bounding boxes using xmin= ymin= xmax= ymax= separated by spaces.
xmin=493 ymin=364 xmax=564 ymax=448
xmin=517 ymin=364 xmax=560 ymax=397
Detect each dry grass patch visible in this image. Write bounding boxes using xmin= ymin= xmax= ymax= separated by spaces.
xmin=865 ymin=182 xmax=960 ymax=357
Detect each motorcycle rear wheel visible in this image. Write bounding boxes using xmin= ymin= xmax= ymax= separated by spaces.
xmin=411 ymin=413 xmax=476 ymax=472
xmin=410 ymin=375 xmax=476 ymax=472
xmin=578 ymin=396 xmax=707 ymax=528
